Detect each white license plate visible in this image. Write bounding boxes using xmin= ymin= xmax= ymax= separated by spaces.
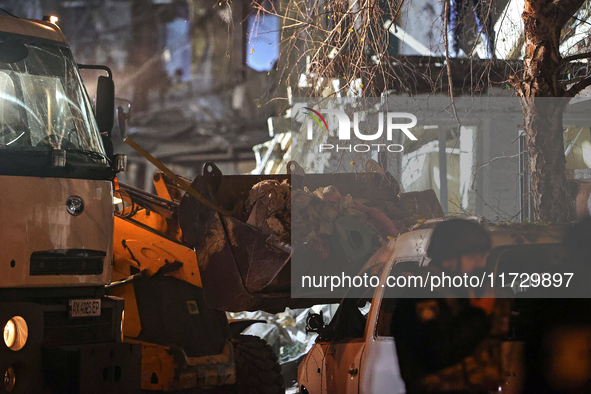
xmin=69 ymin=299 xmax=101 ymax=317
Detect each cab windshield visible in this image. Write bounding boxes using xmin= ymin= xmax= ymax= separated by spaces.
xmin=0 ymin=33 xmax=106 ymax=165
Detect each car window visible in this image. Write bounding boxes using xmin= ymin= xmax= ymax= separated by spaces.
xmin=493 ymin=244 xmax=566 ymax=295
xmin=375 ymin=260 xmax=421 ymax=337
xmin=320 ymin=295 xmax=373 ymax=341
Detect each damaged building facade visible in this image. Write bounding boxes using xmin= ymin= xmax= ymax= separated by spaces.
xmin=5 ymin=0 xmax=588 ymax=222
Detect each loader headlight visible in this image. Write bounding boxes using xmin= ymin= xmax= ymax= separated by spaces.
xmin=3 ymin=317 xmax=28 ymax=351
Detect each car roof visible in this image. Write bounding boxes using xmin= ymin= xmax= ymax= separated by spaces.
xmin=0 ymin=15 xmax=67 ymax=44
xmin=360 ymin=220 xmax=568 ymax=273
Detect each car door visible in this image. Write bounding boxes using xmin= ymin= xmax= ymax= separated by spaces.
xmin=324 ymin=339 xmax=366 ymax=393
xmin=298 ymin=299 xmax=371 ymax=394
xmin=357 ymin=260 xmax=411 ymax=394
xmin=298 ymin=342 xmax=329 ymax=394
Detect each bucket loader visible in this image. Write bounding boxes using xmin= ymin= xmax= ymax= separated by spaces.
xmin=109 ymin=126 xmax=442 ymax=392
xmin=109 ymin=180 xmax=285 ymax=393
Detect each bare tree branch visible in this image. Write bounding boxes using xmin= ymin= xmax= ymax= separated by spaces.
xmin=555 ymin=0 xmax=587 ymax=27
xmin=443 ymin=0 xmax=460 ymax=125
xmin=559 ymin=75 xmax=590 ymax=87
xmin=561 ymin=51 xmax=591 ymax=64
xmin=565 ymin=76 xmax=591 ymax=96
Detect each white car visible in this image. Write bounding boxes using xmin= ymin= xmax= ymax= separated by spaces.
xmin=297 ymin=219 xmax=567 ymax=394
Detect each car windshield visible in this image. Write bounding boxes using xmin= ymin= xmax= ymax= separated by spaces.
xmin=0 ymin=33 xmax=106 ymax=164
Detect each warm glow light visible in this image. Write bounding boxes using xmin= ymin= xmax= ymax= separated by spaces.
xmin=3 ymin=320 xmax=15 ymax=348
xmin=3 ymin=317 xmax=27 ymax=351
xmin=121 ymin=311 xmax=125 ymax=342
xmin=49 ymin=16 xmax=59 ymax=24
xmin=113 ymin=197 xmax=123 ymax=205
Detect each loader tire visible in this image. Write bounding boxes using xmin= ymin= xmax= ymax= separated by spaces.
xmin=231 ymin=335 xmax=284 ymax=394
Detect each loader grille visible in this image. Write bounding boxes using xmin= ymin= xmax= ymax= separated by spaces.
xmin=30 ymin=249 xmax=105 ymax=276
xmin=44 ymin=309 xmax=114 ymax=346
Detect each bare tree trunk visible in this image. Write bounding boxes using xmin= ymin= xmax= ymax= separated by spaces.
xmin=519 ymin=98 xmax=572 ymax=222
xmin=510 ymin=0 xmax=586 ymax=222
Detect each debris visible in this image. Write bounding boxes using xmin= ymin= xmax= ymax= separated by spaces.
xmin=179 ymin=164 xmax=443 ymax=312
xmin=229 ymin=304 xmax=338 ymax=389
xmin=246 ymin=179 xmax=291 ymax=243
xmin=245 ymin=179 xmax=405 ymax=265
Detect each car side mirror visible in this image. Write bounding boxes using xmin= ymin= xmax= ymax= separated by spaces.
xmin=78 ymin=64 xmax=115 ymax=135
xmin=305 ymin=312 xmax=326 ymax=333
xmin=96 ymin=75 xmax=114 ymax=134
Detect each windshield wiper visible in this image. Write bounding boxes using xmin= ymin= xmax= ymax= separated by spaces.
xmin=5 ymin=132 xmax=25 ymax=146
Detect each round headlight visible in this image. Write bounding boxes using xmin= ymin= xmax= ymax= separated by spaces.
xmin=3 ymin=317 xmax=28 ymax=351
xmin=3 ymin=320 xmax=15 ymax=348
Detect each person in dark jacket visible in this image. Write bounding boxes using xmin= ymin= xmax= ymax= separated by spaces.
xmin=391 ymin=219 xmax=501 ymax=393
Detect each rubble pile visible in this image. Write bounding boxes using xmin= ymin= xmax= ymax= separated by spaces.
xmin=244 ymin=177 xmax=443 ymax=244
xmin=245 ymin=179 xmax=402 ymax=240
xmin=191 ymin=171 xmax=443 ymax=311
xmin=244 ymin=177 xmax=442 ymax=269
xmin=245 ymin=179 xmax=291 ymax=243
xmin=292 ymin=185 xmax=399 ymax=242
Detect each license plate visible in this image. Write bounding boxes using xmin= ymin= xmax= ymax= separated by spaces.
xmin=69 ymin=299 xmax=101 ymax=317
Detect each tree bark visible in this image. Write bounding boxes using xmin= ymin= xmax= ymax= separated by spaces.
xmin=519 ymin=98 xmax=572 ymax=222
xmin=510 ymin=0 xmax=585 ymax=222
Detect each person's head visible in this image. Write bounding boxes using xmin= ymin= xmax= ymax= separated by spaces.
xmin=427 ymin=219 xmax=491 ymax=274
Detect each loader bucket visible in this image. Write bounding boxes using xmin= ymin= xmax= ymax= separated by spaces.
xmin=178 ymin=162 xmax=441 ymax=312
